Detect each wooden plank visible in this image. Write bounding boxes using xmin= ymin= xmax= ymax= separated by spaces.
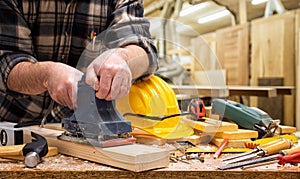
xmin=295 ymin=9 xmax=300 ymax=130
xmin=22 ymin=126 xmax=169 ymax=172
xmin=228 ymin=86 xmax=277 ymax=97
xmin=276 ymin=125 xmax=297 ymax=134
xmin=215 ymin=129 xmax=258 ymax=140
xmin=239 ymin=0 xmax=247 ymax=24
xmin=216 ymin=24 xmax=249 ymax=85
xmin=211 ymin=138 xmax=250 ymax=148
xmin=171 ymin=85 xmax=228 ymax=98
xmin=250 ymin=12 xmax=295 ymax=126
xmin=183 ymin=118 xmax=238 ymax=133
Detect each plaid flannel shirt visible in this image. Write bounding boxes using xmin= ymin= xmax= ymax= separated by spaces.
xmin=0 ymin=0 xmax=158 ymax=123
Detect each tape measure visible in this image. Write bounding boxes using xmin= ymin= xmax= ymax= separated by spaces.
xmin=188 ymin=98 xmax=206 ymax=121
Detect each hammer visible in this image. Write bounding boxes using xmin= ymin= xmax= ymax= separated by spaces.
xmin=22 ymin=132 xmax=49 ymax=168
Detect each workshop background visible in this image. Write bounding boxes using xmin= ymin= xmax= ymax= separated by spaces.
xmin=143 ymin=0 xmax=300 ymax=129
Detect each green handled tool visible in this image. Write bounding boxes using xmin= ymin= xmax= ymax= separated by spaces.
xmin=211 ymin=99 xmax=280 ymax=138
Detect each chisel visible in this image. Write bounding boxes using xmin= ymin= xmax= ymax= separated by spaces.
xmin=221 ymin=139 xmax=282 ymax=162
xmin=218 ymin=145 xmax=300 ymax=170
xmin=223 ymin=139 xmax=292 ymax=164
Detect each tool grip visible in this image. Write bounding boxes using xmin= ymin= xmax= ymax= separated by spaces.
xmin=263 ymin=139 xmax=292 ymax=155
xmin=278 ymin=152 xmax=300 ymax=165
xmin=260 ymin=139 xmax=283 ymax=148
xmin=281 ymin=146 xmax=300 ymax=155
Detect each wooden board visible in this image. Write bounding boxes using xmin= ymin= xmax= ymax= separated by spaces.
xmin=276 ymin=125 xmax=297 ymax=134
xmin=183 ymin=118 xmax=238 ymax=133
xmin=228 ymin=86 xmax=277 ymax=97
xmin=215 ymin=129 xmax=258 ymax=140
xmin=22 ymin=125 xmax=169 ymax=172
xmin=250 ymin=12 xmax=295 ymax=126
xmin=216 ymin=24 xmax=249 ymax=85
xmin=171 ymin=85 xmax=228 ymax=98
xmin=211 ymin=138 xmax=250 ymax=148
xmin=295 ymin=9 xmax=300 ymax=130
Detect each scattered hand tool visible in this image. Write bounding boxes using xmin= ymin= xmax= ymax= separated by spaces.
xmin=223 ymin=139 xmax=292 ymax=164
xmin=188 ymin=98 xmax=206 ymax=120
xmin=60 ymin=75 xmax=135 ymax=148
xmin=244 ymin=134 xmax=298 ymax=149
xmin=211 ymin=99 xmax=280 ymax=138
xmin=22 ymin=132 xmax=49 ymax=168
xmin=214 ymin=138 xmax=228 ymax=159
xmin=218 ymin=145 xmax=300 ymax=170
xmin=0 ymin=132 xmax=49 ymax=168
xmin=221 ymin=139 xmax=283 ymax=162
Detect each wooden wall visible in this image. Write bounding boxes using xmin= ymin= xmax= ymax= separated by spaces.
xmin=190 ymin=10 xmax=299 ymax=126
xmin=250 ymin=12 xmax=295 ymax=126
xmin=295 ymin=9 xmax=300 ymax=129
xmin=216 ymin=24 xmax=249 ymax=85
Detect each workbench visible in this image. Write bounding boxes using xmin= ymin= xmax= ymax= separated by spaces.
xmin=0 ymin=153 xmax=299 ymax=179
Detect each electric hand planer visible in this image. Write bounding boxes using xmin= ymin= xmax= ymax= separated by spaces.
xmin=59 ymin=75 xmax=135 ymax=148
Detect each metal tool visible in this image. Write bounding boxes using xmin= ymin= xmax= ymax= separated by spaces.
xmin=22 ymin=132 xmax=49 ymax=168
xmin=221 ymin=139 xmax=283 ymax=162
xmin=59 ymin=75 xmax=135 ymax=148
xmin=188 ymin=98 xmax=206 ymax=120
xmin=0 ymin=122 xmax=24 ymax=146
xmin=218 ymin=145 xmax=300 ymax=170
xmin=223 ymin=139 xmax=292 ymax=164
xmin=211 ymin=99 xmax=280 ymax=138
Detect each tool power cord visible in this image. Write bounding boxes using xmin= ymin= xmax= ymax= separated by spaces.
xmin=123 ymin=112 xmax=197 ymax=121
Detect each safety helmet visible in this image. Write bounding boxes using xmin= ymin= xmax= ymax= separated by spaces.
xmin=117 ymin=75 xmax=194 ymax=139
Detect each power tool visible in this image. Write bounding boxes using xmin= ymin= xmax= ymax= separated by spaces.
xmin=59 ymin=75 xmax=135 ymax=148
xmin=211 ymin=98 xmax=280 ymax=139
xmin=187 ymin=98 xmax=206 ymax=121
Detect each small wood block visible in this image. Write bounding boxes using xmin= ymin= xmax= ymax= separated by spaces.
xmin=212 ymin=138 xmax=251 ymax=148
xmin=183 ymin=118 xmax=238 ymax=133
xmin=130 ymin=128 xmax=153 ymax=136
xmin=182 ymin=135 xmax=201 ymax=145
xmin=215 ymin=129 xmax=258 ymax=140
xmin=276 ymin=125 xmax=297 ymax=134
xmin=134 ymin=135 xmax=167 ymax=145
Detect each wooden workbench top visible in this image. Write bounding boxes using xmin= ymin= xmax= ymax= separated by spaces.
xmin=0 ymin=153 xmax=299 ymax=179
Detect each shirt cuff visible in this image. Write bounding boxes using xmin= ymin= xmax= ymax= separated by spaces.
xmin=0 ymin=52 xmax=37 ymax=97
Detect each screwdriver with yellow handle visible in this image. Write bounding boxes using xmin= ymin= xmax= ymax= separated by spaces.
xmin=224 ymin=139 xmax=292 ymax=164
xmin=218 ymin=145 xmax=300 ymax=170
xmin=221 ymin=139 xmax=284 ymax=162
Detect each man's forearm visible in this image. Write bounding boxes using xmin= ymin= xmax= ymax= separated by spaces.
xmin=123 ymin=45 xmax=150 ymax=80
xmin=7 ymin=61 xmax=50 ymax=95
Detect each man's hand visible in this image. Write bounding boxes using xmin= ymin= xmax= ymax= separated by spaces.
xmin=44 ymin=62 xmax=83 ymax=109
xmin=85 ymin=48 xmax=132 ymax=100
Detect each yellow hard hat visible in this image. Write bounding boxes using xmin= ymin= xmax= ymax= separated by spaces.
xmin=117 ymin=75 xmax=194 ymax=139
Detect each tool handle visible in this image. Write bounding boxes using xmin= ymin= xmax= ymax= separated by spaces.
xmin=281 ymin=146 xmax=300 ymax=155
xmin=278 ymin=152 xmax=300 ymax=165
xmin=260 ymin=139 xmax=283 ymax=148
xmin=263 ymin=139 xmax=292 ymax=155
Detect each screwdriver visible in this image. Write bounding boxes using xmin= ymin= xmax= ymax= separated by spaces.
xmin=221 ymin=139 xmax=283 ymax=162
xmin=218 ymin=145 xmax=300 ymax=170
xmin=224 ymin=139 xmax=292 ymax=164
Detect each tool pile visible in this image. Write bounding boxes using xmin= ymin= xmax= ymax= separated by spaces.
xmin=127 ymin=96 xmax=299 ymax=170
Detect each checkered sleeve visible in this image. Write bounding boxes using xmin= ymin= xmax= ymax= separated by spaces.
xmin=104 ymin=0 xmax=158 ymax=80
xmin=0 ymin=1 xmax=37 ymax=94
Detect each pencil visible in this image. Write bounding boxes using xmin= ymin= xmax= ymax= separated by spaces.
xmin=214 ymin=138 xmax=229 ymax=159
